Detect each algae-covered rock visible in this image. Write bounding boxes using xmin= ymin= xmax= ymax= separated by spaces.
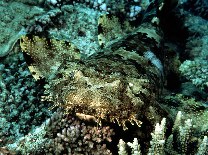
xmin=0 ymin=1 xmax=45 ymax=57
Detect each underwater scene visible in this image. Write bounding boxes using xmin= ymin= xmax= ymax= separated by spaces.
xmin=0 ymin=0 xmax=208 ymax=154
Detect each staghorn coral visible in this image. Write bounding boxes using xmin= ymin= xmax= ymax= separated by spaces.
xmin=165 ymin=111 xmax=208 ymax=155
xmin=127 ymin=138 xmax=141 ymax=155
xmin=118 ymin=139 xmax=128 ymax=155
xmin=118 ymin=112 xmax=208 ymax=154
xmin=197 ymin=136 xmax=208 ymax=155
xmin=148 ymin=118 xmax=166 ymax=155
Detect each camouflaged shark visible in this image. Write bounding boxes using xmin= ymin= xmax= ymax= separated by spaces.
xmin=20 ymin=10 xmax=164 ymax=130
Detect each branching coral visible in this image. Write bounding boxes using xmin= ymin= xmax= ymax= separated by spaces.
xmin=0 ymin=51 xmax=51 ymax=146
xmin=179 ymin=59 xmax=208 ymax=90
xmin=7 ymin=110 xmax=114 ymax=154
xmin=118 ymin=112 xmax=208 ymax=154
xmin=148 ymin=118 xmax=166 ymax=155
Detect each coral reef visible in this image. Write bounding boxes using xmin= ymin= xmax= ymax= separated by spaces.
xmin=45 ymin=0 xmax=150 ymax=20
xmin=0 ymin=1 xmax=45 ymax=57
xmin=162 ymin=93 xmax=208 ymax=134
xmin=148 ymin=118 xmax=166 ymax=155
xmin=183 ymin=12 xmax=208 ymax=60
xmin=51 ymin=4 xmax=102 ymax=56
xmin=7 ymin=111 xmax=114 ymax=154
xmin=0 ymin=50 xmax=51 ymax=147
xmin=176 ymin=5 xmax=208 ymax=92
xmin=25 ymin=8 xmax=64 ymax=35
xmin=179 ymin=59 xmax=208 ymax=90
xmin=118 ymin=112 xmax=208 ymax=154
xmin=0 ymin=0 xmax=207 ymax=155
xmin=183 ymin=0 xmax=208 ymax=20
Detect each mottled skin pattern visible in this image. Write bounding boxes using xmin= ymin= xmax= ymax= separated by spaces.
xmin=20 ymin=15 xmax=163 ymax=130
xmin=44 ymin=47 xmax=160 ymax=129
